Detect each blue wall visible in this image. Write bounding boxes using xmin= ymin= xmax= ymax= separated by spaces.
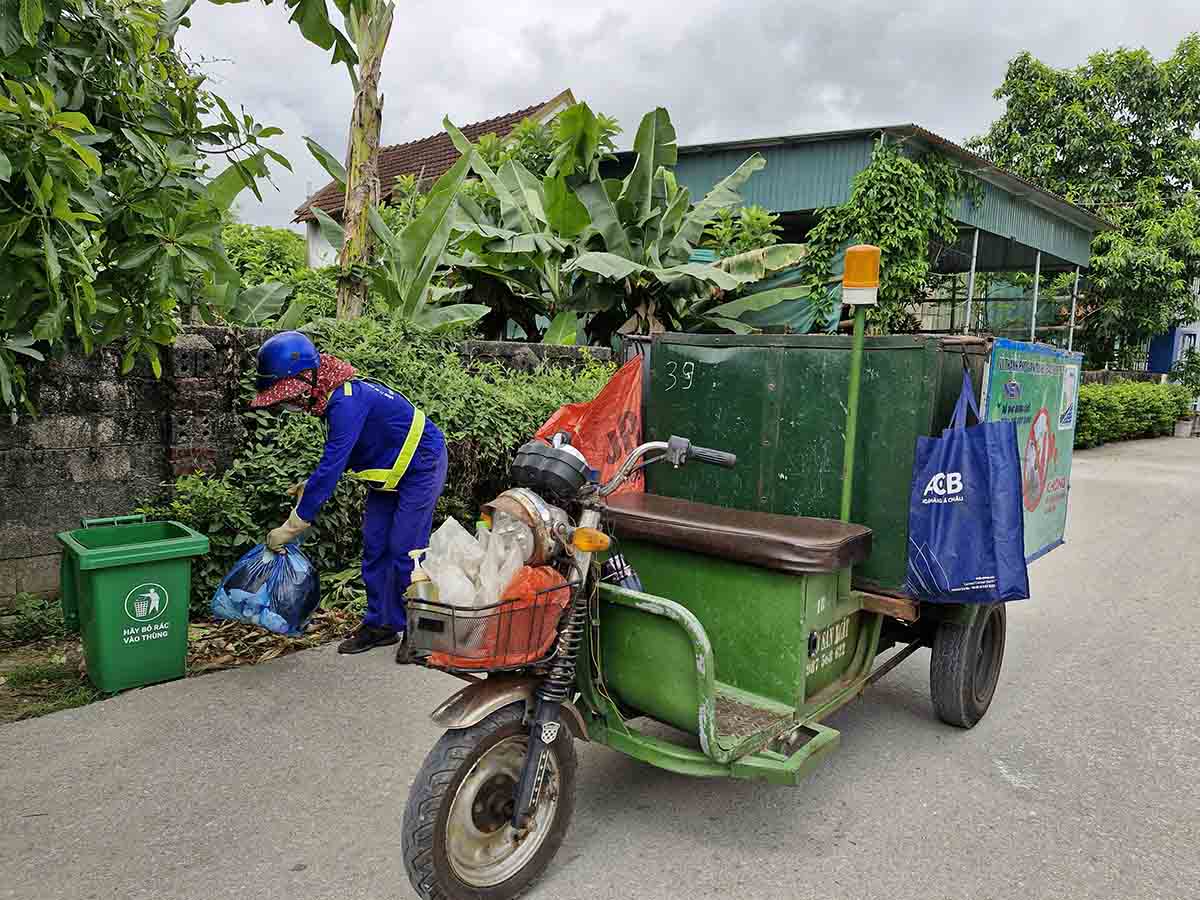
xmin=1148 ymin=322 xmax=1200 ymax=373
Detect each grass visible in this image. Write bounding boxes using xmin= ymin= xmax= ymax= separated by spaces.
xmin=0 ymin=655 xmax=101 ymax=724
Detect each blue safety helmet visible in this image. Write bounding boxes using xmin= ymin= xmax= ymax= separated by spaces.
xmin=255 ymin=331 xmax=320 ymax=391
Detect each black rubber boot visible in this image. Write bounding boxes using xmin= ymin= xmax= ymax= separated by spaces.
xmin=337 ymin=624 xmax=399 ymax=654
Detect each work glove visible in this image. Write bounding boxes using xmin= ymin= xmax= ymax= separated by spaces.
xmin=286 ymin=480 xmax=306 ymax=505
xmin=267 ymin=509 xmax=311 ymax=552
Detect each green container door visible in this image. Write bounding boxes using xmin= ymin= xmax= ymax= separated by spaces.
xmin=57 ymin=518 xmax=209 ymax=693
xmin=644 ymin=333 xmax=989 ymax=592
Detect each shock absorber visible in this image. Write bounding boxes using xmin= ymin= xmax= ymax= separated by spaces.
xmin=537 ymin=582 xmax=587 ymax=703
xmin=510 ymin=557 xmax=590 ymax=829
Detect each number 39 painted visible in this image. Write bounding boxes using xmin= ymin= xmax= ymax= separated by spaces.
xmin=664 ymin=360 xmax=695 ymax=392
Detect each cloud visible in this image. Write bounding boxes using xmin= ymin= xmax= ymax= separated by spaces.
xmin=180 ymin=0 xmax=1198 ymax=229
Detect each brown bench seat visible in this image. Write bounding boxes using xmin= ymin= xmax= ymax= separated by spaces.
xmin=603 ymin=493 xmax=872 ymax=575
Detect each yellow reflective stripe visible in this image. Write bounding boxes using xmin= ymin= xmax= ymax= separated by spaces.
xmin=382 ymin=409 xmax=425 ymax=489
xmin=347 ymin=409 xmax=426 ymax=491
xmin=343 ymin=382 xmax=352 ymax=396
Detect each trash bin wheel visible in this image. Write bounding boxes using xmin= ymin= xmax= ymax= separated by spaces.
xmin=929 ymin=602 xmax=1006 ymax=729
xmin=402 ymin=702 xmax=576 ymax=900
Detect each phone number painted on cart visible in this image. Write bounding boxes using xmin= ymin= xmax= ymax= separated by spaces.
xmin=807 ymin=617 xmax=851 ymax=676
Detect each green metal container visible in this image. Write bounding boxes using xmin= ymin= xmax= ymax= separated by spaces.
xmin=57 ymin=515 xmax=209 ymax=693
xmin=643 ymin=333 xmax=989 ymax=592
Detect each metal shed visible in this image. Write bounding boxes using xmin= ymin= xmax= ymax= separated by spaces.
xmin=616 ymin=124 xmax=1112 ymax=346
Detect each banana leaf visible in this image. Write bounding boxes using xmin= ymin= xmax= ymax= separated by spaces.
xmin=396 ymin=153 xmax=471 ymax=317
xmin=620 ymin=107 xmax=677 ymax=222
xmin=543 ymin=310 xmax=578 ymax=345
xmin=411 ymin=303 xmax=490 ymax=332
xmin=574 ymin=180 xmax=633 ymax=258
xmin=445 ymin=118 xmax=535 ymax=234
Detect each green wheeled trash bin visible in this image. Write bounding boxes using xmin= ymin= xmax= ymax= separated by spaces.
xmin=56 ymin=515 xmax=209 ymax=693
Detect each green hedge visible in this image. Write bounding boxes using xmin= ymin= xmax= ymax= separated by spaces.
xmin=142 ymin=319 xmax=613 ymax=614
xmin=1074 ymin=381 xmax=1193 ymax=449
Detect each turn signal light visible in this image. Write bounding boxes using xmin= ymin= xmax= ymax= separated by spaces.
xmin=572 ymin=527 xmax=611 ymax=552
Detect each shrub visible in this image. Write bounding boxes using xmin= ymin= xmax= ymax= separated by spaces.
xmin=1074 ymin=381 xmax=1192 ymax=448
xmin=1170 ymin=348 xmax=1200 ymax=404
xmin=0 ymin=594 xmax=68 ymax=646
xmin=222 ymin=224 xmax=306 ymax=285
xmin=701 ymin=206 xmax=782 ymax=258
xmin=141 ymin=319 xmax=613 ymax=613
xmin=284 ymin=266 xmax=340 ymax=320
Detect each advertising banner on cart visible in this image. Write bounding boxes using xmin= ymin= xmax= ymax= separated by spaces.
xmin=982 ymin=339 xmax=1083 ymax=562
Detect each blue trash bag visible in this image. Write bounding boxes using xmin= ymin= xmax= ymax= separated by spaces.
xmin=211 ymin=541 xmax=320 ymax=636
xmin=905 ymin=368 xmax=1030 ymax=604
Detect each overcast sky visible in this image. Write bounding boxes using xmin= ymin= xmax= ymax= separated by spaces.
xmin=180 ymin=0 xmax=1198 ymax=230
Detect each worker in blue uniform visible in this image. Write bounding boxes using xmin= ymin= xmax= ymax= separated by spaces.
xmin=251 ymin=331 xmax=448 ymax=657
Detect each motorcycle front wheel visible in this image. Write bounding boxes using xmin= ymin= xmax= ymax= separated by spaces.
xmin=402 ymin=702 xmax=577 ymax=900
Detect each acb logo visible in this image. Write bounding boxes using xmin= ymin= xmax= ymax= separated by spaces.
xmin=923 ymin=472 xmax=963 ymax=496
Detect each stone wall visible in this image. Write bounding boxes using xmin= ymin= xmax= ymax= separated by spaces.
xmin=0 ymin=330 xmax=608 ymax=604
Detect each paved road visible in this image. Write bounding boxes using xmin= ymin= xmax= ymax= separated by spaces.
xmin=3 ymin=438 xmax=1199 ymax=900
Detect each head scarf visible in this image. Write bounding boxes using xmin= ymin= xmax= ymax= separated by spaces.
xmin=250 ymin=353 xmax=356 ymax=416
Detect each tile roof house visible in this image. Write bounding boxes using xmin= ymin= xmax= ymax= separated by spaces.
xmin=295 ymin=90 xmax=575 ymax=266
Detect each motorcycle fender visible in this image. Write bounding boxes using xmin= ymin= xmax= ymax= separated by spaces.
xmin=430 ymin=673 xmax=588 ymax=741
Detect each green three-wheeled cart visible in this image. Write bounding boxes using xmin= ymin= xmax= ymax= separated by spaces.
xmin=400 ymin=318 xmax=1010 ymax=900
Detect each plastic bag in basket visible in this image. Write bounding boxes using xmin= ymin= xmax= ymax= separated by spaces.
xmin=211 ymin=543 xmax=320 ymax=636
xmin=428 ymin=566 xmax=571 ymax=670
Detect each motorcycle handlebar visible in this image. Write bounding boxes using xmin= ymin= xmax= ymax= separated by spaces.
xmin=597 ymin=437 xmax=737 ymax=496
xmin=687 ymin=444 xmax=737 ymax=469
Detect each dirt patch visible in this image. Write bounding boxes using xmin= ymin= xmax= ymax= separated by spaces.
xmin=0 ymin=607 xmax=359 ymax=724
xmin=714 ymin=692 xmax=789 ymax=740
xmin=0 ymin=641 xmax=99 ymax=725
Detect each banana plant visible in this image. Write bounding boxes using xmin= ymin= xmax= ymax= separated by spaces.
xmin=446 ymin=105 xmax=778 ymax=345
xmin=359 ymin=152 xmax=489 ymax=331
xmin=211 ymin=0 xmax=398 ymax=318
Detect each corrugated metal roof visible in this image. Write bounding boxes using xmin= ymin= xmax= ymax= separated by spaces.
xmin=663 ymin=124 xmax=1109 ymax=233
xmin=616 ymin=123 xmax=1111 ymax=269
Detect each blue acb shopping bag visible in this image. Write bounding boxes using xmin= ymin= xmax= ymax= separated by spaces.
xmin=905 ymin=369 xmax=1030 ymax=603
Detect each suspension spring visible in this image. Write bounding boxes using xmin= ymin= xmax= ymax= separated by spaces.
xmin=537 ymin=571 xmax=588 ymax=704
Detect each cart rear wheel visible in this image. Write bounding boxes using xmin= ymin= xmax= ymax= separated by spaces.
xmin=929 ymin=603 xmax=1006 ymax=728
xmin=402 ymin=703 xmax=576 ymax=900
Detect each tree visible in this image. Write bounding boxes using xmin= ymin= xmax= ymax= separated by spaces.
xmin=972 ymin=37 xmax=1200 ymax=365
xmin=332 ymin=0 xmax=392 ymax=318
xmin=702 ymin=205 xmax=782 ymax=258
xmin=0 ymin=0 xmax=286 ymax=414
xmin=800 ymin=138 xmax=974 ymax=334
xmin=222 ymin=222 xmax=306 ymax=284
xmin=214 ymin=0 xmax=395 ymax=318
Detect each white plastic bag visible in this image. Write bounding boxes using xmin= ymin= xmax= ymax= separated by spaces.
xmin=429 ymin=517 xmax=485 ymax=580
xmin=476 ymin=512 xmax=531 ymax=606
xmin=421 ymin=514 xmax=535 ymax=609
xmin=426 ymin=559 xmax=477 ymax=608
